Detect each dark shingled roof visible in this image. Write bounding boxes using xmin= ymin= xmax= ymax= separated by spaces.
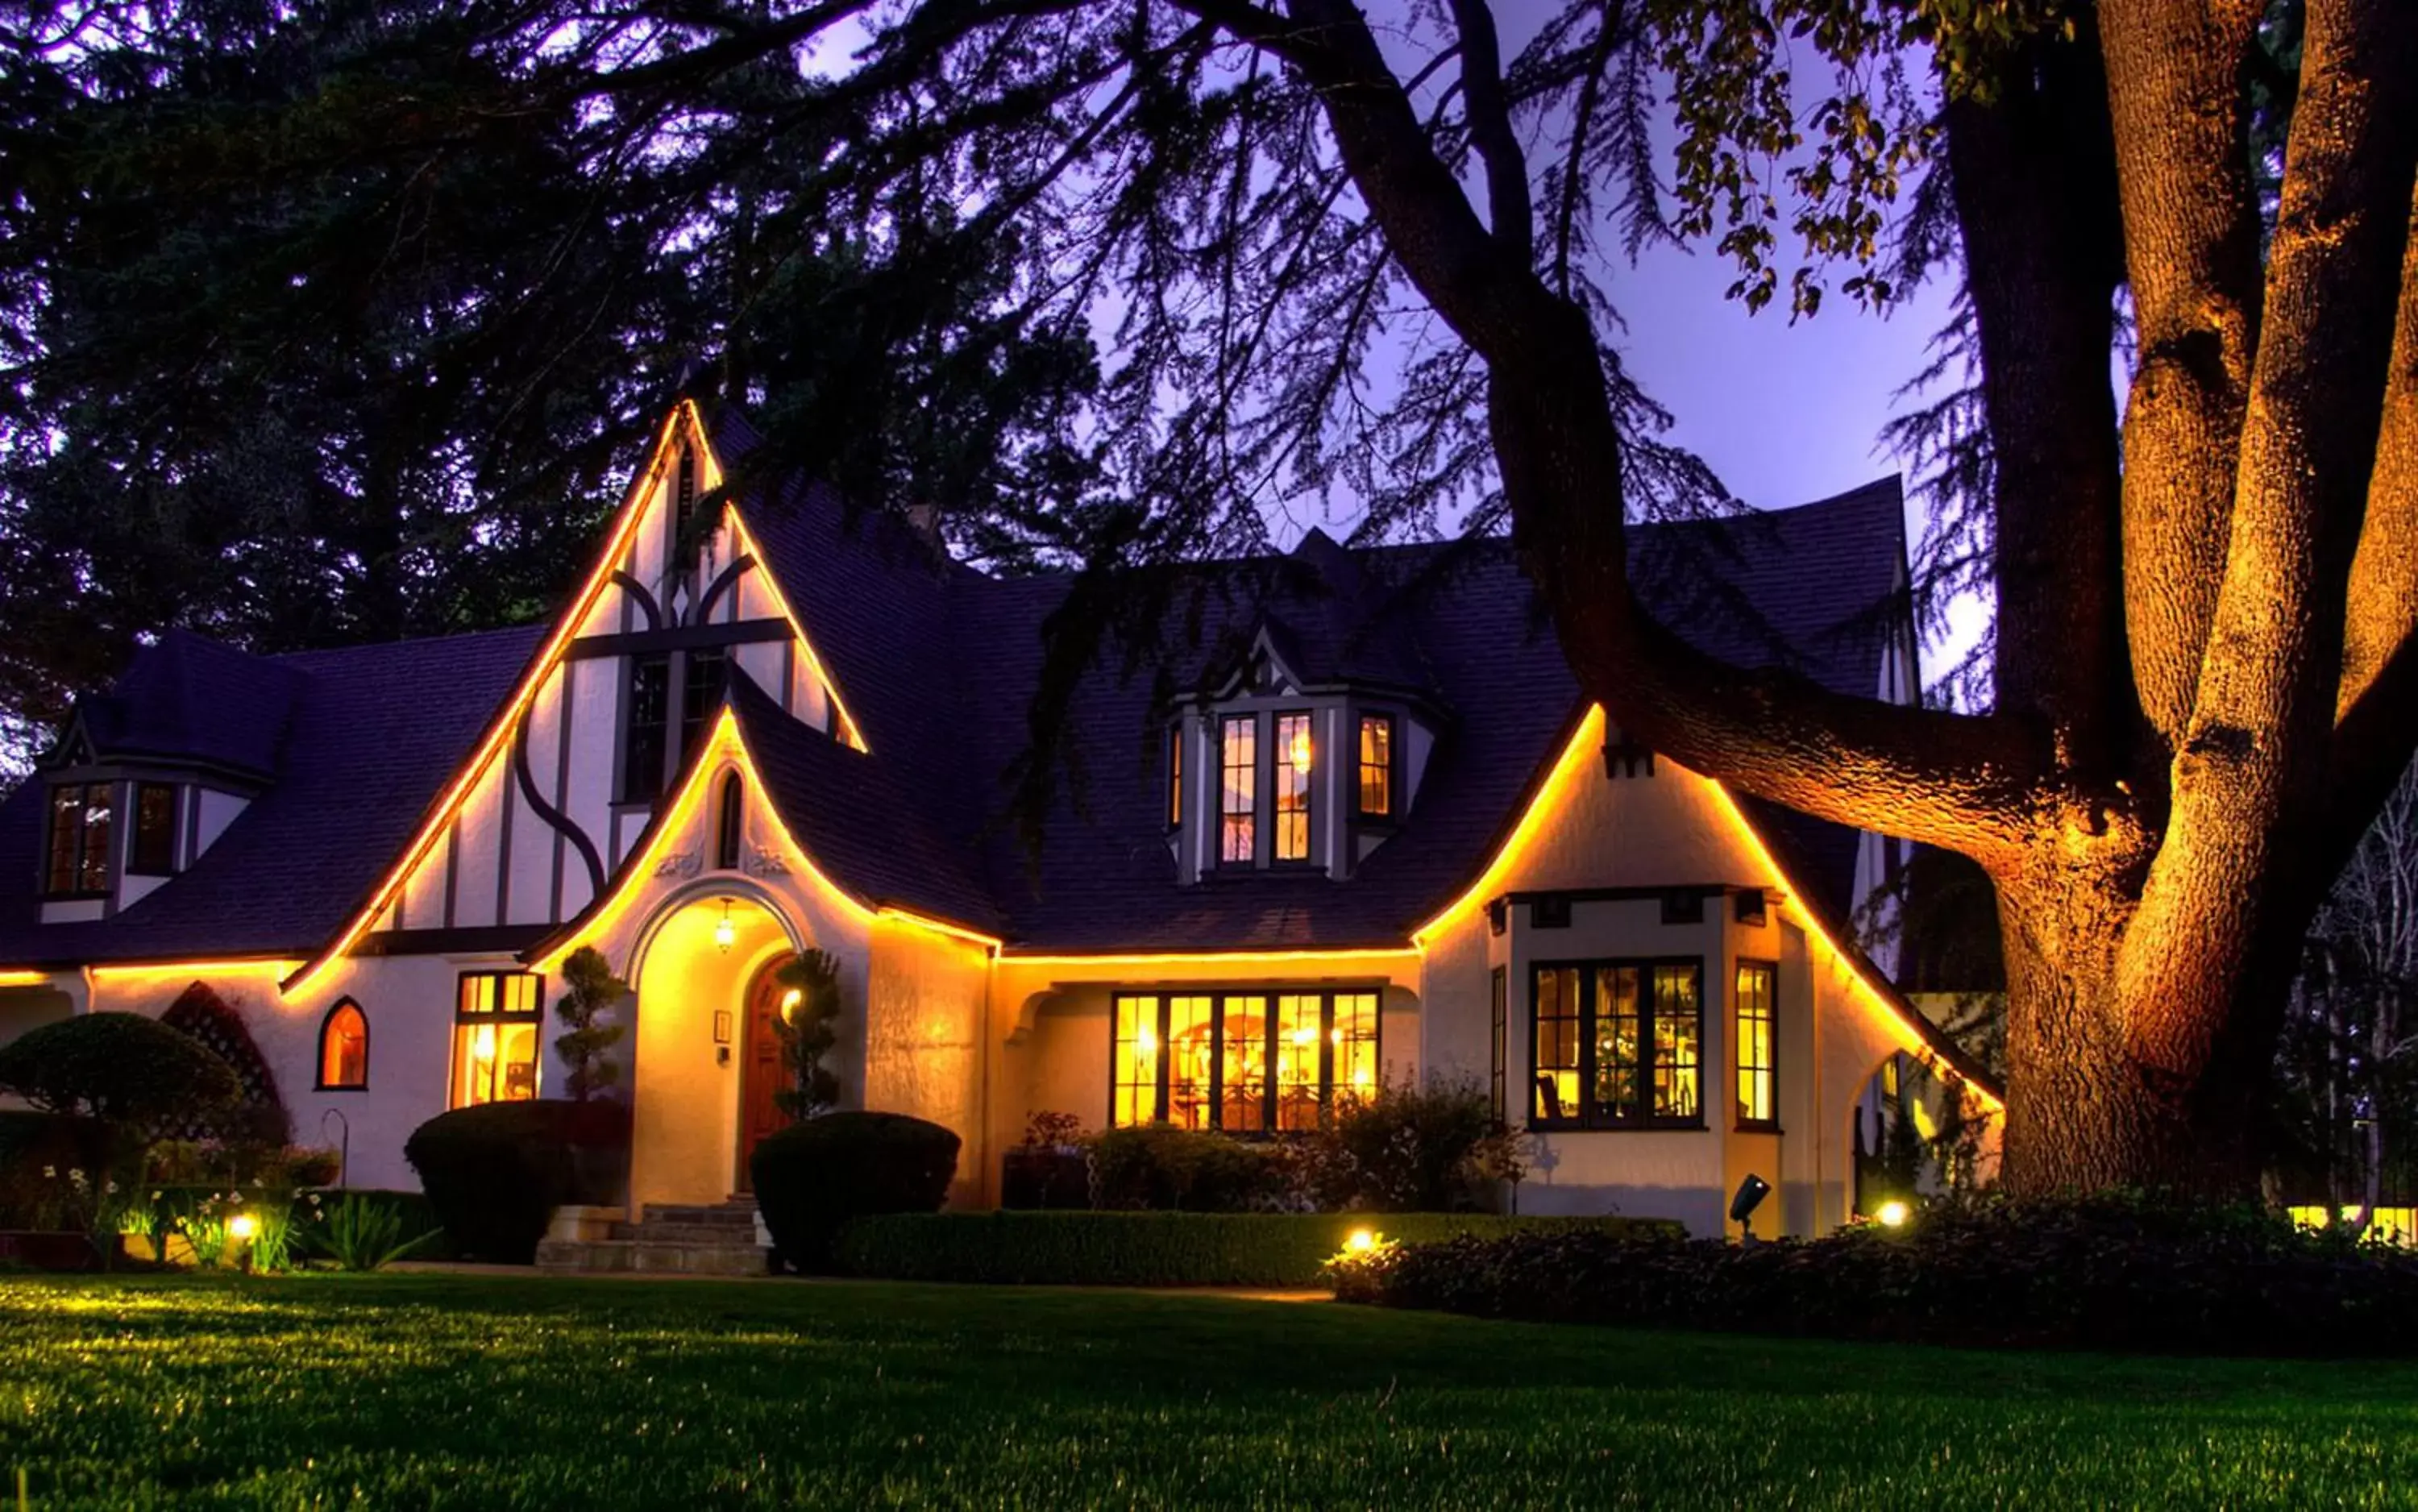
xmin=0 ymin=626 xmax=543 ymax=966
xmin=0 ymin=393 xmax=1913 ymax=980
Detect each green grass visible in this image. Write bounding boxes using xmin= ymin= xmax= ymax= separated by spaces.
xmin=3 ymin=1274 xmax=2415 ymax=1509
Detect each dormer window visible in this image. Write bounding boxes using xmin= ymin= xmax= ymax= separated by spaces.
xmin=1356 ymin=714 xmax=1394 ymax=818
xmin=131 ymin=783 xmax=178 ymax=876
xmin=1219 ymin=714 xmax=1257 ymax=863
xmin=44 ymin=783 xmax=111 ymax=898
xmin=1274 ymin=712 xmax=1313 ymax=862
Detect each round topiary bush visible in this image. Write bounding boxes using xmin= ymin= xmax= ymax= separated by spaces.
xmin=750 ymin=1111 xmax=960 ymax=1273
xmin=403 ymin=1100 xmax=631 ymax=1264
xmin=0 ymin=1012 xmax=239 ymax=1136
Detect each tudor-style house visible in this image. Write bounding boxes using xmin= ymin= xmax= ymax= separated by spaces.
xmin=0 ymin=394 xmax=1996 ymax=1239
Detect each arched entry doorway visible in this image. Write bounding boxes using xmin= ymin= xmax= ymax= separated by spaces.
xmin=626 ymin=887 xmax=802 ymax=1211
xmin=736 ymin=950 xmax=800 ymax=1190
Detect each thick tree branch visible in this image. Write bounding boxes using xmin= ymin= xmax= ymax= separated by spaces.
xmin=1447 ymin=0 xmax=1533 ymax=265
xmin=2122 ymin=0 xmax=2418 ymax=1080
xmin=2096 ymin=0 xmax=2266 ymax=758
xmin=1164 ymin=0 xmax=2058 ymax=859
xmin=1942 ymin=26 xmax=2129 ymax=776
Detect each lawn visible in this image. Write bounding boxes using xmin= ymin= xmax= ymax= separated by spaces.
xmin=2 ymin=1274 xmax=2415 ymax=1509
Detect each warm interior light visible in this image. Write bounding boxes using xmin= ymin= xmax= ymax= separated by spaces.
xmin=1289 ymin=726 xmax=1313 ymax=775
xmin=1290 ymin=1026 xmax=1315 ymax=1045
xmin=227 ymin=1213 xmax=260 ymax=1242
xmin=1876 ymin=1200 xmax=1909 ymax=1229
xmin=714 ymin=899 xmax=736 ymax=954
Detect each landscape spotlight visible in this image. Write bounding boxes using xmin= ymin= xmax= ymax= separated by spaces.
xmin=1876 ymin=1199 xmax=1910 ymax=1229
xmin=227 ymin=1213 xmax=260 ymax=1241
xmin=1730 ymin=1173 xmax=1772 ymax=1244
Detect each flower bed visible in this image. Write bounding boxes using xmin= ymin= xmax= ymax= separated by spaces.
xmin=833 ymin=1211 xmax=1680 ymax=1288
xmin=1331 ymin=1192 xmax=2418 ymax=1356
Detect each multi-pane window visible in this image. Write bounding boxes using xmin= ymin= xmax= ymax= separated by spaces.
xmin=130 ymin=783 xmax=177 ymax=875
xmin=44 ymin=783 xmax=111 ymax=897
xmin=621 ymin=654 xmax=671 ymax=801
xmin=1736 ymin=961 xmax=1777 ymax=1129
xmin=1219 ymin=715 xmax=1257 ymax=863
xmin=453 ymin=971 xmax=543 ymax=1107
xmin=1357 ymin=715 xmax=1394 ymax=817
xmin=1111 ymin=987 xmax=1381 ymax=1130
xmin=680 ymin=646 xmax=727 ymax=759
xmin=1274 ymin=712 xmax=1312 ymax=862
xmin=1166 ymin=725 xmax=1185 ymax=829
xmin=1529 ymin=960 xmax=1704 ymax=1128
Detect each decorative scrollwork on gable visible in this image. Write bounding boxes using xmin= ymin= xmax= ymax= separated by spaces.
xmin=743 ymin=845 xmax=790 ymax=878
xmin=654 ymin=848 xmax=702 ymax=880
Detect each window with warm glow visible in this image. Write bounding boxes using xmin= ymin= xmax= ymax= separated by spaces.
xmin=1110 ymin=987 xmax=1382 ymax=1130
xmin=319 ymin=1000 xmax=369 ymax=1090
xmin=1735 ymin=961 xmax=1777 ymax=1129
xmin=1219 ymin=714 xmax=1257 ymax=863
xmin=44 ymin=782 xmax=112 ymax=898
xmin=1530 ymin=960 xmax=1703 ymax=1128
xmin=1357 ymin=714 xmax=1394 ymax=817
xmin=1166 ymin=725 xmax=1184 ymax=829
xmin=453 ymin=971 xmax=543 ymax=1107
xmin=1275 ymin=712 xmax=1312 ymax=861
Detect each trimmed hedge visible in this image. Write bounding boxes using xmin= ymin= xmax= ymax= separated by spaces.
xmin=404 ymin=1100 xmax=630 ymax=1264
xmin=833 ymin=1211 xmax=1682 ymax=1288
xmin=0 ymin=1013 xmax=239 ymax=1134
xmin=753 ymin=1111 xmax=959 ymax=1272
xmin=1332 ymin=1192 xmax=2418 ymax=1356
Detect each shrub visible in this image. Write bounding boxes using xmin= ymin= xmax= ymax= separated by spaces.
xmin=404 ymin=1101 xmax=631 ymax=1264
xmin=0 ymin=1013 xmax=239 ymax=1136
xmin=551 ymin=946 xmax=628 ymax=1103
xmin=1086 ymin=1126 xmax=1290 ymax=1212
xmin=751 ymin=1111 xmax=958 ymax=1272
xmin=1332 ymin=1190 xmax=2418 ymax=1356
xmin=1309 ymin=1075 xmax=1516 ymax=1212
xmin=834 ymin=1211 xmax=1681 ymax=1288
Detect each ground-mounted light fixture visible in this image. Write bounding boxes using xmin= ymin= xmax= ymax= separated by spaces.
xmin=1730 ymin=1173 xmax=1772 ymax=1245
xmin=1876 ymin=1198 xmax=1910 ymax=1229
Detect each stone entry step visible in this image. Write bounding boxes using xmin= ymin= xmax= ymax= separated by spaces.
xmin=536 ymin=1199 xmax=771 ymax=1277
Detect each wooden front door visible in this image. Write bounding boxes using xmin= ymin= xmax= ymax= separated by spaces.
xmin=736 ymin=952 xmax=798 ymax=1192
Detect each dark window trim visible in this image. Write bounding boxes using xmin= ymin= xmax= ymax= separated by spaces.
xmin=1108 ymin=983 xmax=1384 ymax=1133
xmin=455 ymin=969 xmax=545 ymax=1021
xmin=1527 ymin=956 xmax=1707 ymax=1132
xmin=316 ymin=998 xmax=372 ymax=1092
xmin=1735 ymin=957 xmax=1781 ymax=1133
xmin=618 ymin=653 xmax=672 ymax=804
xmin=715 ymin=771 xmax=745 ymax=871
xmin=129 ymin=782 xmax=178 ymax=878
xmin=1489 ymin=966 xmax=1508 ymax=1128
xmin=1165 ymin=723 xmax=1185 ymax=832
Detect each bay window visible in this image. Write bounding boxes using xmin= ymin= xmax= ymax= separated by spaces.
xmin=44 ymin=783 xmax=112 ymax=897
xmin=1219 ymin=715 xmax=1257 ymax=862
xmin=1530 ymin=959 xmax=1703 ymax=1129
xmin=453 ymin=971 xmax=543 ymax=1107
xmin=1357 ymin=714 xmax=1394 ymax=817
xmin=131 ymin=782 xmax=177 ymax=876
xmin=1111 ymin=987 xmax=1380 ymax=1130
xmin=1274 ymin=712 xmax=1312 ymax=861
